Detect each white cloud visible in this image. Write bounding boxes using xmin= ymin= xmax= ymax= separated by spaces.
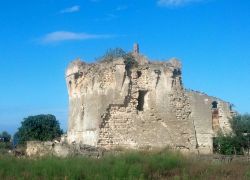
xmin=157 ymin=0 xmax=203 ymax=7
xmin=60 ymin=5 xmax=80 ymax=14
xmin=40 ymin=31 xmax=113 ymax=43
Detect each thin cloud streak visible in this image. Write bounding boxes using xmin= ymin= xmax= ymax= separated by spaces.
xmin=40 ymin=31 xmax=114 ymax=43
xmin=157 ymin=0 xmax=203 ymax=7
xmin=60 ymin=5 xmax=80 ymax=14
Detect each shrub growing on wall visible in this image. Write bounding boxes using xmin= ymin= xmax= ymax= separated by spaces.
xmin=97 ymin=47 xmax=138 ymax=70
xmin=98 ymin=48 xmax=127 ymax=63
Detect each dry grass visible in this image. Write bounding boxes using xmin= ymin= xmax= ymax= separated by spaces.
xmin=0 ymin=149 xmax=250 ymax=179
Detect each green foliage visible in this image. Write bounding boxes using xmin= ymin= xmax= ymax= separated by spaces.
xmin=15 ymin=114 xmax=63 ymax=144
xmin=0 ymin=131 xmax=12 ymax=154
xmin=0 ymin=149 xmax=184 ymax=179
xmin=0 ymin=150 xmax=250 ymax=179
xmin=0 ymin=131 xmax=11 ymax=142
xmin=231 ymin=114 xmax=250 ymax=136
xmin=0 ymin=142 xmax=11 ymax=149
xmin=0 ymin=142 xmax=12 ymax=155
xmin=213 ymin=135 xmax=244 ymax=155
xmin=213 ymin=114 xmax=250 ymax=155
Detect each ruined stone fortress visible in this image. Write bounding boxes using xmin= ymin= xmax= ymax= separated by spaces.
xmin=65 ymin=44 xmax=233 ymax=154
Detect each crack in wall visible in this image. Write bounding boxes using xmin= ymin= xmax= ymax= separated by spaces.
xmin=191 ymin=114 xmax=199 ymax=150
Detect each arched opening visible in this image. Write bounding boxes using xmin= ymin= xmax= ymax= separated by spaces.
xmin=212 ymin=101 xmax=218 ymax=109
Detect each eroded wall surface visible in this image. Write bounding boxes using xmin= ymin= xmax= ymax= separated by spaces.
xmin=187 ymin=91 xmax=232 ymax=154
xmin=26 ymin=141 xmax=103 ymax=157
xmin=65 ymin=57 xmax=233 ymax=154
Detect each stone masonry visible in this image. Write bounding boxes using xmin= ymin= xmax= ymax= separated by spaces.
xmin=65 ymin=44 xmax=233 ymax=154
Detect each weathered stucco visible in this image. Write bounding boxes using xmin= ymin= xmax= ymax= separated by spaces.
xmin=65 ymin=45 xmax=233 ymax=154
xmin=187 ymin=91 xmax=232 ymax=154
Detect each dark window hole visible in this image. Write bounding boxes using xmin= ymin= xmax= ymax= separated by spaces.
xmin=212 ymin=101 xmax=218 ymax=109
xmin=137 ymin=71 xmax=142 ymax=78
xmin=137 ymin=90 xmax=148 ymax=111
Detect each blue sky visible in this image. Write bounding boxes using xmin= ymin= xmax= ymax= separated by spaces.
xmin=0 ymin=0 xmax=249 ymax=134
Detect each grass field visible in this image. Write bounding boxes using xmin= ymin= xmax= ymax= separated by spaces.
xmin=0 ymin=149 xmax=250 ymax=179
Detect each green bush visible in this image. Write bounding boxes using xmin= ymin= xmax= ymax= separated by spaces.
xmin=0 ymin=142 xmax=12 ymax=154
xmin=14 ymin=114 xmax=63 ymax=144
xmin=214 ymin=114 xmax=250 ymax=155
xmin=0 ymin=131 xmax=11 ymax=142
xmin=0 ymin=142 xmax=11 ymax=149
xmin=231 ymin=114 xmax=250 ymax=136
xmin=0 ymin=131 xmax=12 ymax=154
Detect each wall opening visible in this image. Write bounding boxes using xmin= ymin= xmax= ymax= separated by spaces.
xmin=68 ymin=80 xmax=72 ymax=95
xmin=74 ymin=73 xmax=79 ymax=80
xmin=229 ymin=104 xmax=233 ymax=111
xmin=69 ymin=80 xmax=72 ymax=87
xmin=212 ymin=101 xmax=218 ymax=109
xmin=74 ymin=72 xmax=83 ymax=80
xmin=137 ymin=90 xmax=148 ymax=111
xmin=137 ymin=71 xmax=142 ymax=78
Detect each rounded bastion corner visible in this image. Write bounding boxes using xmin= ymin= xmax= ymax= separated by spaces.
xmin=65 ymin=59 xmax=86 ymax=77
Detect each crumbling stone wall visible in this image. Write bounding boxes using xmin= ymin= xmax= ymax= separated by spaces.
xmin=187 ymin=91 xmax=233 ymax=154
xmin=26 ymin=140 xmax=104 ymax=158
xmin=65 ymin=53 xmax=233 ymax=154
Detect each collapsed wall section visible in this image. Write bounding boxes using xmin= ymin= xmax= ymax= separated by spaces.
xmin=97 ymin=60 xmax=197 ymax=151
